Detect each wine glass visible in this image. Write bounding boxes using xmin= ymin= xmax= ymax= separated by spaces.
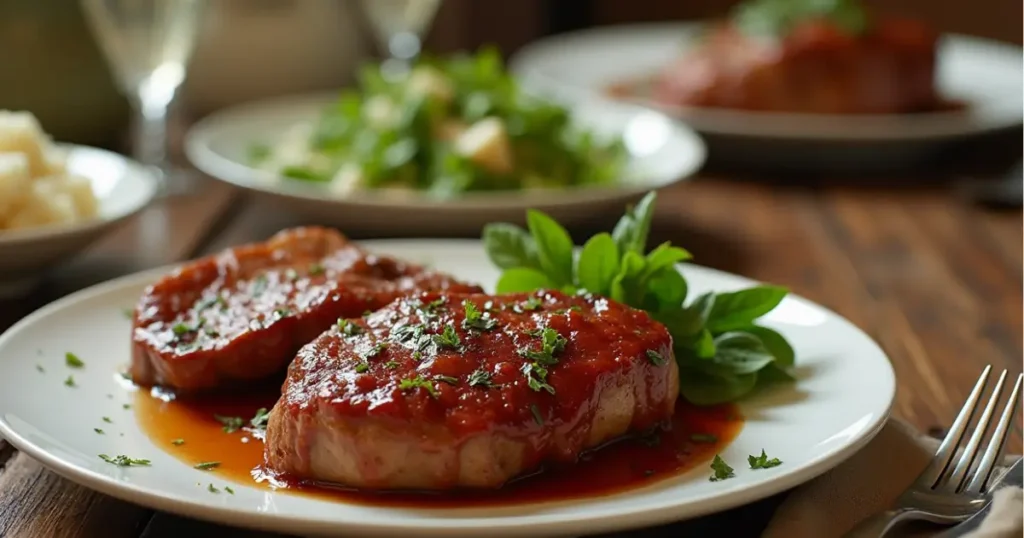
xmin=80 ymin=0 xmax=205 ymax=196
xmin=357 ymin=0 xmax=443 ymax=80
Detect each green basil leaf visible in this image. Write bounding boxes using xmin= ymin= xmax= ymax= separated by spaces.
xmin=646 ymin=267 xmax=688 ymax=312
xmin=629 ymin=191 xmax=657 ymax=253
xmin=705 ymin=286 xmax=787 ymax=333
xmin=758 ymin=364 xmax=796 ymax=384
xmin=678 ymin=364 xmax=758 ymax=406
xmin=575 ymin=233 xmax=620 ymax=295
xmin=693 ymin=329 xmax=716 ymax=359
xmin=711 ymin=331 xmax=775 ymax=375
xmin=743 ymin=325 xmax=794 ymax=368
xmin=526 ymin=209 xmax=574 ymax=286
xmin=653 ymin=308 xmax=704 ymax=342
xmin=611 ymin=191 xmax=656 ymax=255
xmin=496 ymin=268 xmax=554 ymax=293
xmin=609 ymin=250 xmax=647 ymax=306
xmin=642 ymin=242 xmax=692 ymax=277
xmin=482 ymin=223 xmax=539 ymax=270
xmin=687 ymin=292 xmax=716 ymax=325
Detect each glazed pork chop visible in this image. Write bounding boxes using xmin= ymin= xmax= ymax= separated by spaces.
xmin=651 ymin=16 xmax=939 ymax=114
xmin=130 ymin=227 xmax=481 ymax=392
xmin=265 ymin=290 xmax=678 ymax=490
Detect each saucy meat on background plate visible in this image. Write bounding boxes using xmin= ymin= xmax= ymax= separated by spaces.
xmin=612 ymin=0 xmax=954 ymax=115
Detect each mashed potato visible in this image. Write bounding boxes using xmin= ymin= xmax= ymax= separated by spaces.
xmin=0 ymin=111 xmax=99 ymax=232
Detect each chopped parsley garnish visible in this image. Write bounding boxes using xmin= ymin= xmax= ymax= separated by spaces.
xmin=35 ymin=365 xmax=44 ymax=373
xmin=398 ymin=375 xmax=439 ymax=398
xmin=214 ymin=415 xmax=244 ymax=433
xmin=412 ymin=351 xmax=423 ymax=360
xmin=122 ymin=404 xmax=132 ymax=410
xmin=308 ymin=263 xmax=325 ymax=275
xmin=171 ymin=323 xmax=191 ymax=336
xmin=64 ymin=375 xmax=76 ymax=387
xmin=64 ymin=352 xmax=85 ymax=368
xmin=529 ymin=404 xmax=544 ymax=425
xmin=195 ymin=461 xmax=221 ymax=471
xmin=337 ymin=318 xmax=364 ymax=336
xmin=433 ymin=325 xmax=461 ymax=349
xmin=355 ymin=362 xmax=370 ymax=374
xmin=102 ymin=416 xmax=112 ymax=424
xmin=94 ymin=428 xmax=104 ymax=434
xmin=521 ymin=362 xmax=554 ymax=394
xmin=224 ymin=486 xmax=235 ymax=494
xmin=272 ymin=308 xmax=293 ymax=319
xmin=435 ymin=374 xmax=459 ymax=385
xmin=171 ymin=439 xmax=185 ymax=446
xmin=514 ymin=296 xmax=543 ymax=313
xmin=207 ymin=483 xmax=219 ymax=493
xmin=518 ymin=327 xmax=566 ymax=394
xmin=462 ymin=300 xmax=497 ymax=331
xmin=363 ymin=341 xmax=388 ymax=359
xmin=467 ymin=368 xmax=494 ymax=388
xmin=249 ymin=408 xmax=270 ymax=430
xmin=690 ymin=433 xmax=718 ymax=444
xmin=194 ymin=295 xmax=226 ymax=312
xmin=645 ymin=349 xmax=666 ymax=366
xmin=709 ymin=455 xmax=735 ymax=481
xmin=748 ymin=449 xmax=782 ymax=469
xmin=99 ymin=454 xmax=151 ymax=467
xmin=384 ymin=361 xmax=399 ymax=369
xmin=519 ymin=327 xmax=567 ymax=365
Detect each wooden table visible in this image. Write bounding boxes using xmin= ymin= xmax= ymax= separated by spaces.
xmin=0 ymin=163 xmax=1021 ymax=537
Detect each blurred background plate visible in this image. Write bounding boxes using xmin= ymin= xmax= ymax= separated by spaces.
xmin=184 ymin=92 xmax=706 ymax=236
xmin=509 ymin=22 xmax=1023 ymax=173
xmin=0 ymin=144 xmax=159 ymax=297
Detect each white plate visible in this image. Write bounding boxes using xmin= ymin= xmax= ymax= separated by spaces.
xmin=510 ymin=22 xmax=1024 ymax=142
xmin=0 ymin=145 xmax=159 ymax=297
xmin=184 ymin=94 xmax=706 ymax=235
xmin=0 ymin=239 xmax=894 ymax=537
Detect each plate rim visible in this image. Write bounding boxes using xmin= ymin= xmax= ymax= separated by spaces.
xmin=508 ymin=21 xmax=1024 ymax=142
xmin=182 ymin=93 xmax=707 ymax=210
xmin=0 ymin=144 xmax=161 ymax=246
xmin=0 ymin=238 xmax=895 ymax=537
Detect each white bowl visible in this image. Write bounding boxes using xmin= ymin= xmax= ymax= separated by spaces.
xmin=184 ymin=92 xmax=706 ymax=235
xmin=0 ymin=145 xmax=160 ymax=297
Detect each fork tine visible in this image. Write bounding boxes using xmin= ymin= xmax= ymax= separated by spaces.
xmin=943 ymin=370 xmax=1008 ymax=492
xmin=965 ymin=373 xmax=1023 ymax=493
xmin=919 ymin=365 xmax=992 ymax=487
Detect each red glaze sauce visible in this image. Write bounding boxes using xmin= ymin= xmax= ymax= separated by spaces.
xmin=279 ymin=290 xmax=674 ymax=437
xmin=134 ymin=385 xmax=743 ymax=507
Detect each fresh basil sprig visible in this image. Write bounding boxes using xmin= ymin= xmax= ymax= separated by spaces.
xmin=482 ymin=191 xmax=795 ymax=405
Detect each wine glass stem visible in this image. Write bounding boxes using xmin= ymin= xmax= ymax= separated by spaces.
xmin=132 ymin=100 xmax=169 ymax=169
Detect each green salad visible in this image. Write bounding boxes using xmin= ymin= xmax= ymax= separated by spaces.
xmin=483 ymin=191 xmax=796 ymax=405
xmin=252 ymin=48 xmax=626 ymax=197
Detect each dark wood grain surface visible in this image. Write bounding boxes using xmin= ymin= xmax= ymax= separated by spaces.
xmin=0 ymin=164 xmax=1021 ymax=537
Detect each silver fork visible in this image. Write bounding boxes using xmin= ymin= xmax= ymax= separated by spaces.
xmin=844 ymin=365 xmax=1023 ymax=537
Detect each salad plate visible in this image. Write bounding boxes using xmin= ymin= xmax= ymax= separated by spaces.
xmin=185 ymin=93 xmax=705 ymax=236
xmin=0 ymin=239 xmax=894 ymax=537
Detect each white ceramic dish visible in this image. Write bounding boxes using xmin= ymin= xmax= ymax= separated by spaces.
xmin=184 ymin=93 xmax=706 ymax=235
xmin=0 ymin=239 xmax=895 ymax=537
xmin=0 ymin=145 xmax=159 ymax=297
xmin=510 ymin=23 xmax=1024 ymax=171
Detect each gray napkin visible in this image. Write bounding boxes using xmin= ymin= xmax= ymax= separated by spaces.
xmin=761 ymin=419 xmax=1023 ymax=538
